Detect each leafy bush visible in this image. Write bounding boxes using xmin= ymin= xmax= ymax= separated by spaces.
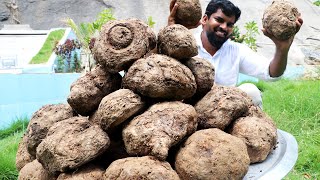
xmin=231 ymin=21 xmax=259 ymax=51
xmin=63 ymin=9 xmax=116 ymax=71
xmin=314 ymin=0 xmax=320 ymax=6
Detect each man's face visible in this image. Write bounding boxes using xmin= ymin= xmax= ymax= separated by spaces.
xmin=202 ymin=9 xmax=236 ymax=48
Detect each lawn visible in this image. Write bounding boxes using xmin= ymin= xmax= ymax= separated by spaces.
xmin=0 ymin=79 xmax=319 ymax=179
xmin=256 ymin=79 xmax=320 ymax=179
xmin=29 ymin=29 xmax=66 ymax=64
xmin=0 ymin=132 xmax=24 ymax=180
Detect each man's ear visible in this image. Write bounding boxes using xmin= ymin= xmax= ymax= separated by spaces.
xmin=201 ymin=14 xmax=208 ymax=25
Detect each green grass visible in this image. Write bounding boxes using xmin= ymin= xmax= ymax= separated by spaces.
xmin=0 ymin=118 xmax=29 ymax=180
xmin=29 ymin=29 xmax=66 ymax=64
xmin=0 ymin=131 xmax=24 ymax=180
xmin=256 ymin=79 xmax=320 ymax=179
xmin=0 ymin=117 xmax=29 ymax=139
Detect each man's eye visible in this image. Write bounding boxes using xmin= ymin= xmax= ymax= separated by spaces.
xmin=227 ymin=24 xmax=234 ymax=28
xmin=215 ymin=18 xmax=224 ymax=23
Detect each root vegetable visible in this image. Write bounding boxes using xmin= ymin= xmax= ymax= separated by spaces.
xmin=57 ymin=164 xmax=104 ymax=180
xmin=26 ymin=103 xmax=74 ymax=156
xmin=16 ymin=135 xmax=35 ymax=171
xmin=228 ymin=116 xmax=278 ymax=163
xmin=175 ymin=0 xmax=202 ymax=28
xmin=94 ymin=139 xmax=130 ymax=168
xmin=18 ymin=160 xmax=55 ymax=180
xmin=36 ymin=117 xmax=110 ymax=174
xmin=67 ymin=65 xmax=121 ymax=116
xmin=175 ymin=128 xmax=250 ymax=180
xmin=183 ymin=57 xmax=215 ymax=104
xmin=90 ymin=89 xmax=145 ymax=131
xmin=158 ymin=24 xmax=198 ymax=59
xmin=122 ymin=101 xmax=198 ymax=160
xmin=194 ymin=85 xmax=253 ymax=130
xmin=123 ymin=54 xmax=197 ymax=101
xmin=93 ymin=18 xmax=156 ymax=73
xmin=104 ymin=156 xmax=180 ymax=180
xmin=262 ymin=0 xmax=300 ymax=40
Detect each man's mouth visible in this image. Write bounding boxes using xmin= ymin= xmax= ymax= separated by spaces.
xmin=215 ymin=31 xmax=226 ymax=38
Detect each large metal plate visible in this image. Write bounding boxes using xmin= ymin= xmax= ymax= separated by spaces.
xmin=244 ymin=129 xmax=298 ymax=180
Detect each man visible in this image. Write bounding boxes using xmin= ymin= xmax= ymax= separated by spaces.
xmin=168 ymin=0 xmax=303 ymax=108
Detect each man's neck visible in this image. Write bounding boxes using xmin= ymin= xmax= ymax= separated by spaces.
xmin=201 ymin=31 xmax=219 ymax=56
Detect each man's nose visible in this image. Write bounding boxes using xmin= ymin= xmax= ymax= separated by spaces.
xmin=220 ymin=22 xmax=228 ymax=30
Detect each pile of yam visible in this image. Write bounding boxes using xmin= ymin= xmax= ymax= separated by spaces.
xmin=17 ymin=12 xmax=279 ymax=179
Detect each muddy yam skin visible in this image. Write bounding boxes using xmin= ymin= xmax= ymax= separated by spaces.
xmin=90 ymin=89 xmax=145 ymax=131
xmin=57 ymin=164 xmax=105 ymax=180
xmin=67 ymin=65 xmax=121 ymax=116
xmin=175 ymin=128 xmax=250 ymax=180
xmin=93 ymin=18 xmax=156 ymax=73
xmin=26 ymin=103 xmax=74 ymax=157
xmin=104 ymin=156 xmax=180 ymax=180
xmin=16 ymin=135 xmax=36 ymax=171
xmin=158 ymin=24 xmax=198 ymax=60
xmin=262 ymin=0 xmax=300 ymax=40
xmin=184 ymin=57 xmax=215 ymax=104
xmin=36 ymin=117 xmax=110 ymax=174
xmin=194 ymin=85 xmax=253 ymax=130
xmin=175 ymin=0 xmax=202 ymax=28
xmin=18 ymin=160 xmax=55 ymax=180
xmin=229 ymin=116 xmax=278 ymax=163
xmin=122 ymin=101 xmax=198 ymax=160
xmin=123 ymin=54 xmax=197 ymax=101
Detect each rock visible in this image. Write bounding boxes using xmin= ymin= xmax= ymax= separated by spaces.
xmin=0 ymin=3 xmax=10 ymax=22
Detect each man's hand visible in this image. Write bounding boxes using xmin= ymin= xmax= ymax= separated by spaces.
xmin=266 ymin=16 xmax=303 ymax=77
xmin=262 ymin=16 xmax=303 ymax=50
xmin=168 ymin=0 xmax=178 ymax=26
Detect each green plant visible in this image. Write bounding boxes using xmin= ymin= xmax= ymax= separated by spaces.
xmin=147 ymin=16 xmax=156 ymax=28
xmin=230 ymin=26 xmax=244 ymax=43
xmin=54 ymin=39 xmax=82 ymax=73
xmin=0 ymin=118 xmax=28 ymax=180
xmin=63 ymin=9 xmax=115 ymax=71
xmin=243 ymin=21 xmax=259 ymax=51
xmin=30 ymin=29 xmax=65 ymax=64
xmin=0 ymin=117 xmax=29 ymax=140
xmin=250 ymin=79 xmax=320 ymax=179
xmin=0 ymin=131 xmax=23 ymax=180
xmin=231 ymin=21 xmax=259 ymax=51
xmin=314 ymin=0 xmax=320 ymax=6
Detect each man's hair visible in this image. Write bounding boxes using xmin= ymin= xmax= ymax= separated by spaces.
xmin=205 ymin=0 xmax=241 ymax=22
